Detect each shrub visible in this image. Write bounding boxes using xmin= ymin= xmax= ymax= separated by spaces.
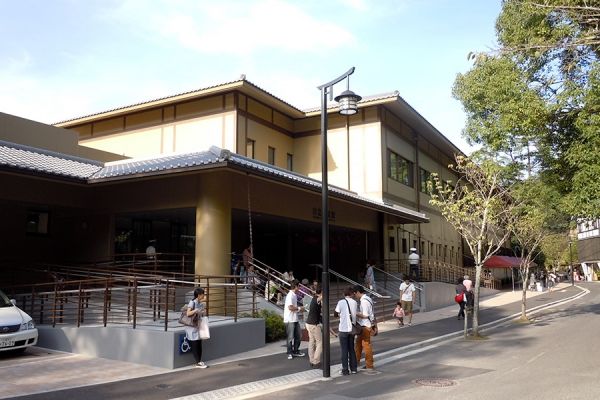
xmin=257 ymin=309 xmax=285 ymax=342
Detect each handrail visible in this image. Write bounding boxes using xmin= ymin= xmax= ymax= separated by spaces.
xmin=309 ymin=264 xmax=390 ymax=299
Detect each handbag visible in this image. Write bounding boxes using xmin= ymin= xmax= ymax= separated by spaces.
xmin=199 ymin=316 xmax=210 ymax=339
xmin=345 ymin=299 xmax=362 ymax=336
xmin=454 ymin=292 xmax=464 ymax=303
xmin=178 ymin=302 xmax=199 ymax=327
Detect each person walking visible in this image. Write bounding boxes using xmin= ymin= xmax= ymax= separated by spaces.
xmin=364 ymin=260 xmax=376 ymax=291
xmin=455 ymin=277 xmax=466 ymax=320
xmin=392 ymin=301 xmax=405 ymax=326
xmin=305 ymin=286 xmax=323 ymax=368
xmin=399 ymin=277 xmax=416 ymax=326
xmin=463 ymin=274 xmax=473 ymax=292
xmin=185 ymin=288 xmax=208 ymax=368
xmin=354 ymin=285 xmax=376 ymax=371
xmin=283 ymin=280 xmax=305 ymax=360
xmin=334 ymin=287 xmax=358 ymax=375
xmin=408 ymin=248 xmax=420 ymax=280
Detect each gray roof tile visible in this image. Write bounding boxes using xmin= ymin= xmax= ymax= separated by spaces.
xmin=0 ymin=140 xmax=102 ymax=180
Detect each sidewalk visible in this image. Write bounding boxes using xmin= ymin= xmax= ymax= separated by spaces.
xmin=0 ymin=283 xmax=575 ymax=400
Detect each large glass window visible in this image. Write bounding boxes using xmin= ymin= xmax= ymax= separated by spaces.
xmin=388 ymin=150 xmax=413 ymax=187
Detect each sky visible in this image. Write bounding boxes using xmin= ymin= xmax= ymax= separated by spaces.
xmin=0 ymin=0 xmax=501 ymax=153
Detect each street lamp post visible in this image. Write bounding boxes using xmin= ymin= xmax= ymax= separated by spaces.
xmin=317 ymin=68 xmax=361 ymax=378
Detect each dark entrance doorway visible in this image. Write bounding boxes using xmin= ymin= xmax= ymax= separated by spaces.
xmin=231 ymin=209 xmax=376 ymax=283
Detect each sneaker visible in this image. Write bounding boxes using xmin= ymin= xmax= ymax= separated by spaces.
xmin=196 ymin=362 xmax=208 ymax=369
xmin=408 ymin=323 xmax=412 ymax=326
xmin=293 ymin=351 xmax=306 ymax=357
xmin=351 ymin=370 xmax=358 ymax=374
xmin=287 ymin=354 xmax=293 ymax=360
xmin=338 ymin=370 xmax=350 ymax=376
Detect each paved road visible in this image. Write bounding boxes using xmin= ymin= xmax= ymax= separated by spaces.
xmin=252 ymin=282 xmax=600 ymax=400
xmin=7 ymin=284 xmax=585 ymax=400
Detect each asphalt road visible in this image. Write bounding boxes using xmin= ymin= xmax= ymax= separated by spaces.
xmin=8 ymin=284 xmax=589 ymax=400
xmin=253 ymin=282 xmax=600 ymax=400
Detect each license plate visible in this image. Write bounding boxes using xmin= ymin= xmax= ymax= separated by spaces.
xmin=0 ymin=339 xmax=15 ymax=348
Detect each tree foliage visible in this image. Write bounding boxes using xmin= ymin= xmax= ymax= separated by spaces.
xmin=429 ymin=156 xmax=514 ymax=337
xmin=454 ymin=0 xmax=600 ymax=218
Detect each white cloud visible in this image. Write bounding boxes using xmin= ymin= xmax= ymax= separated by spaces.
xmin=108 ymin=0 xmax=355 ymax=55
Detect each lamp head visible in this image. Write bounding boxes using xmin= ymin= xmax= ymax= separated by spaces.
xmin=334 ymin=89 xmax=362 ymax=115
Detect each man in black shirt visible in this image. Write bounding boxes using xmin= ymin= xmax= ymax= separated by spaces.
xmin=305 ymin=286 xmax=323 ymax=368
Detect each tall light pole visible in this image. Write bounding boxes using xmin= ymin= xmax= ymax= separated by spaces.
xmin=318 ymin=68 xmax=361 ymax=378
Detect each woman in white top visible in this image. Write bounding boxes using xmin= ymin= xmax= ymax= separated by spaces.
xmin=185 ymin=288 xmax=208 ymax=368
xmin=334 ymin=287 xmax=358 ymax=375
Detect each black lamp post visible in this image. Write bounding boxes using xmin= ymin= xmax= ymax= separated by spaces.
xmin=317 ymin=67 xmax=361 ymax=378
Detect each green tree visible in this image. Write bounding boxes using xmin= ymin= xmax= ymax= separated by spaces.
xmin=429 ymin=156 xmax=514 ymax=337
xmin=509 ymin=178 xmax=566 ymax=320
xmin=454 ymin=0 xmax=600 ymax=218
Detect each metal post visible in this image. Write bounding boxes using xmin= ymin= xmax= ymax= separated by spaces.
xmin=320 ymin=85 xmax=331 ymax=378
xmin=317 ymin=67 xmax=357 ymax=379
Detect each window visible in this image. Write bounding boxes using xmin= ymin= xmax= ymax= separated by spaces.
xmin=402 ymin=238 xmax=407 ymax=254
xmin=268 ymin=146 xmax=276 ymax=165
xmin=388 ymin=150 xmax=413 ymax=187
xmin=419 ymin=168 xmax=432 ymax=194
xmin=26 ymin=210 xmax=49 ymax=235
xmin=287 ymin=153 xmax=293 ymax=171
xmin=246 ymin=139 xmax=255 ymax=159
xmin=389 ymin=237 xmax=395 ymax=253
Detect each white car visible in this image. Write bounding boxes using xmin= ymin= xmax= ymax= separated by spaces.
xmin=0 ymin=289 xmax=38 ymax=353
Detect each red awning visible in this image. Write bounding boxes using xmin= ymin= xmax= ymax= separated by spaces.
xmin=484 ymin=255 xmax=536 ymax=268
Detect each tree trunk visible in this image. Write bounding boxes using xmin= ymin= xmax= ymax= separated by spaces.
xmin=472 ymin=262 xmax=482 ymax=336
xmin=521 ymin=271 xmax=529 ymax=319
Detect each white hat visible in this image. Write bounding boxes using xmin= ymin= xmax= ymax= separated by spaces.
xmin=410 ymin=247 xmax=417 ymax=252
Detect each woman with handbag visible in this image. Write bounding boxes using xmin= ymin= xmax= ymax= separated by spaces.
xmin=334 ymin=287 xmax=359 ymax=375
xmin=455 ymin=278 xmax=466 ymax=320
xmin=186 ymin=288 xmax=209 ymax=368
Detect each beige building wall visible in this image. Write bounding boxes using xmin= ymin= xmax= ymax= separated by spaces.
xmin=80 ymin=111 xmax=237 ymax=158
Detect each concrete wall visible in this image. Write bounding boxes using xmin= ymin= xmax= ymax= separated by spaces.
xmin=420 ymin=281 xmax=499 ymax=312
xmin=37 ymin=318 xmax=265 ymax=369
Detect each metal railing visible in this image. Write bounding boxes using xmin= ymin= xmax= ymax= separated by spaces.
xmin=4 ymin=268 xmax=257 ymax=331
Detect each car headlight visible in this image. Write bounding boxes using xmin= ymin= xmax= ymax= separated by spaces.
xmin=21 ymin=320 xmax=35 ymax=330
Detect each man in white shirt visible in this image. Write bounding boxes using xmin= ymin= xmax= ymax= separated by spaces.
xmin=399 ymin=278 xmax=416 ymax=326
xmin=408 ymin=248 xmax=420 ymax=280
xmin=354 ymin=285 xmax=375 ymax=370
xmin=334 ymin=287 xmax=358 ymax=375
xmin=283 ymin=280 xmax=305 ymax=360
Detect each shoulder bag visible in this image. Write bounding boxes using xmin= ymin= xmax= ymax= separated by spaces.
xmin=344 ymin=299 xmax=362 ymax=336
xmin=178 ymin=301 xmax=199 ymax=327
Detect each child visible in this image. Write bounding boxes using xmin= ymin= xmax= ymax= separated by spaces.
xmin=392 ymin=301 xmax=405 ymax=326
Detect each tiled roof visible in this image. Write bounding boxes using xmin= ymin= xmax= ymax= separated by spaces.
xmin=0 ymin=140 xmax=102 ymax=180
xmin=0 ymin=140 xmax=427 ymax=222
xmin=91 ymin=151 xmax=225 ymax=180
xmin=54 ymin=79 xmax=304 ymax=125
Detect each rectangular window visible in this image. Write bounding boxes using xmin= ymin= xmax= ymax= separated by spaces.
xmin=246 ymin=139 xmax=255 ymax=159
xmin=287 ymin=153 xmax=293 ymax=171
xmin=421 ymin=241 xmax=425 ymax=256
xmin=26 ymin=210 xmax=49 ymax=235
xmin=388 ymin=150 xmax=414 ymax=187
xmin=419 ymin=168 xmax=432 ymax=194
xmin=402 ymin=238 xmax=407 ymax=254
xmin=389 ymin=237 xmax=395 ymax=253
xmin=268 ymin=146 xmax=276 ymax=165
xmin=430 ymin=242 xmax=434 ymax=257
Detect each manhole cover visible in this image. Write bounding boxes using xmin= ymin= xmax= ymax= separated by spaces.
xmin=413 ymin=378 xmax=457 ymax=387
